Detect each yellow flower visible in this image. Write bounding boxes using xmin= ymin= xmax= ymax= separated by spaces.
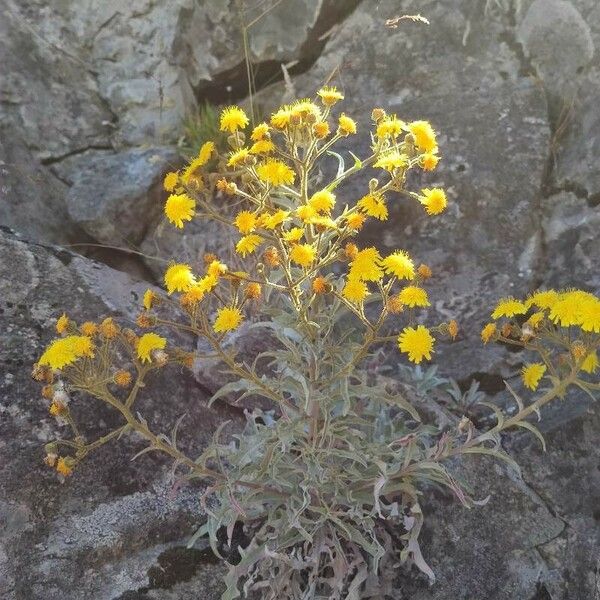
xmin=236 ymin=234 xmax=263 ymax=257
xmin=297 ymin=204 xmax=318 ymax=222
xmin=581 ymin=351 xmax=599 ymax=374
xmin=313 ymin=121 xmax=330 ymax=138
xmin=526 ymin=289 xmax=559 ymax=310
xmin=271 ymin=106 xmax=293 ymax=129
xmin=165 ymin=193 xmax=195 ymax=228
xmin=256 ymin=159 xmax=295 ymax=186
xmin=417 ymin=264 xmax=432 ymax=279
xmin=181 ymin=157 xmax=204 ymax=187
xmin=548 ymin=292 xmax=581 ymax=327
xmin=491 ymin=297 xmax=527 ymax=319
xmin=376 ymin=116 xmax=404 ymax=138
xmin=311 ymin=216 xmax=337 ymax=230
xmin=283 ymin=227 xmax=304 ymax=243
xmin=338 ymin=113 xmax=357 ymax=136
xmin=80 ymin=321 xmax=97 ymax=337
xmin=291 ymin=99 xmax=322 ymax=121
xmin=317 ymin=85 xmax=344 ymax=106
xmin=56 ymin=314 xmax=69 ymax=335
xmin=481 ymin=323 xmax=497 ymax=343
xmin=197 ymin=141 xmax=215 ymax=165
xmin=143 ymin=289 xmax=156 ymax=311
xmin=526 ymin=311 xmax=546 ymax=329
xmin=206 ymin=260 xmax=227 ymax=279
xmin=250 ymin=140 xmax=275 ymax=154
xmin=234 ymin=211 xmax=257 ymax=234
xmin=251 ymin=122 xmax=269 ymax=141
xmin=263 ymin=209 xmax=290 ymax=230
xmin=398 ymin=325 xmax=434 ymax=364
xmin=56 ymin=457 xmax=73 ymax=477
xmin=163 ymin=171 xmax=179 ymax=192
xmin=114 ymin=370 xmax=132 ymax=387
xmin=408 ymin=120 xmax=437 ymax=152
xmin=164 ymin=264 xmax=196 ymax=294
xmin=421 ymin=152 xmax=440 ymax=171
xmin=357 ymin=193 xmax=388 ymax=220
xmin=342 ymin=278 xmax=368 ymax=303
xmin=349 ymin=248 xmax=383 ymax=282
xmin=290 ymin=243 xmax=316 ymax=267
xmin=213 ymin=306 xmax=243 ymax=333
xmin=374 ymin=151 xmax=407 ymax=172
xmin=522 ymin=363 xmax=546 ymax=391
xmin=398 ymin=286 xmax=430 ymax=308
xmin=345 ymin=242 xmax=359 ymax=260
xmin=308 ymin=190 xmax=336 ymax=214
xmin=381 ymin=251 xmax=415 ymax=280
xmin=419 ymin=188 xmax=447 ymax=215
xmin=346 ymin=212 xmax=367 ymax=230
xmin=99 ymin=317 xmax=119 ymax=339
xmin=38 ymin=336 xmax=95 ymax=370
xmin=137 ymin=333 xmax=167 ymax=363
xmin=228 ymin=148 xmax=251 ymax=167
xmin=220 ymin=106 xmax=249 ymax=132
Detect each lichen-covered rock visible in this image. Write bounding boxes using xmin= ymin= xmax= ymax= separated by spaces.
xmin=0 ymin=229 xmax=240 ymax=600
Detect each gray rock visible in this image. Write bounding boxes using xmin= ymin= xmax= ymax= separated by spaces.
xmin=66 ymin=147 xmax=181 ymax=246
xmin=0 ymin=229 xmax=241 ymax=600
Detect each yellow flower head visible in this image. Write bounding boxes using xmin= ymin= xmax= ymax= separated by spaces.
xmin=419 ymin=188 xmax=447 ymax=215
xmin=313 ymin=121 xmax=330 ymax=139
xmin=206 ymin=260 xmax=228 ymax=279
xmin=408 ymin=120 xmax=437 ymax=153
xmin=374 ymin=151 xmax=408 ymax=172
xmin=297 ymin=204 xmax=318 ymax=222
xmin=421 ymin=152 xmax=440 ymax=171
xmin=56 ymin=457 xmax=73 ymax=477
xmin=236 ymin=234 xmax=263 ymax=257
xmin=263 ymin=209 xmax=290 ymax=230
xmin=349 ymin=248 xmax=383 ymax=282
xmin=317 ymin=86 xmax=344 ymax=106
xmin=548 ymin=291 xmax=583 ymax=327
xmin=312 ymin=276 xmax=329 ymax=294
xmin=56 ymin=314 xmax=69 ymax=335
xmin=228 ymin=148 xmax=252 ymax=167
xmin=578 ymin=295 xmax=600 ymax=333
xmin=491 ymin=297 xmax=527 ymax=319
xmin=251 ymin=122 xmax=269 ymax=141
xmin=80 ymin=321 xmax=97 ymax=337
xmin=38 ymin=336 xmax=95 ymax=370
xmin=342 ymin=278 xmax=369 ymax=303
xmin=137 ymin=333 xmax=167 ymax=363
xmin=143 ymin=289 xmax=156 ymax=311
xmin=291 ymin=99 xmax=322 ymax=122
xmin=165 ymin=193 xmax=195 ymax=228
xmin=100 ymin=317 xmax=119 ymax=339
xmin=526 ymin=289 xmax=559 ymax=310
xmin=234 ymin=211 xmax=257 ymax=234
xmin=283 ymin=227 xmax=304 ymax=243
xmin=308 ymin=190 xmax=336 ymax=214
xmin=250 ymin=140 xmax=275 ymax=155
xmin=346 ymin=212 xmax=367 ymax=230
xmin=581 ymin=351 xmax=599 ymax=374
xmin=376 ymin=116 xmax=404 ymax=138
xmin=481 ymin=323 xmax=497 ymax=343
xmin=290 ymin=243 xmax=316 ymax=268
xmin=256 ymin=159 xmax=295 ymax=186
xmin=163 ymin=171 xmax=179 ymax=192
xmin=357 ymin=193 xmax=388 ymax=220
xmin=398 ymin=325 xmax=434 ymax=364
xmin=213 ymin=306 xmax=243 ymax=333
xmin=417 ymin=264 xmax=432 ymax=279
xmin=181 ymin=157 xmax=204 ymax=188
xmin=245 ymin=282 xmax=262 ymax=300
xmin=220 ymin=106 xmax=249 ymax=132
xmin=522 ymin=363 xmax=546 ymax=391
xmin=164 ymin=264 xmax=196 ymax=294
xmin=197 ymin=141 xmax=215 ymax=165
xmin=381 ymin=251 xmax=415 ymax=280
xmin=526 ymin=311 xmax=546 ymax=329
xmin=114 ymin=370 xmax=132 ymax=387
xmin=398 ymin=285 xmax=430 ymax=308
xmin=271 ymin=106 xmax=293 ymax=129
xmin=338 ymin=113 xmax=357 ymax=136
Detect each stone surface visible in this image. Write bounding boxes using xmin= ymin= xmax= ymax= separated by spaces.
xmin=0 ymin=229 xmax=241 ymax=600
xmin=65 ymin=147 xmax=180 ymax=247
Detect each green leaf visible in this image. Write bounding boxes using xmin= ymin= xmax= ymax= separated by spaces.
xmin=514 ymin=420 xmax=547 ymax=451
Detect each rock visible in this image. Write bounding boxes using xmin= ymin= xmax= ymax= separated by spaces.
xmin=0 ymin=229 xmax=242 ymax=600
xmin=65 ymin=147 xmax=181 ymax=247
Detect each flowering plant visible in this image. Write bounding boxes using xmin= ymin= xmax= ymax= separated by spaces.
xmin=33 ymin=89 xmax=599 ymax=599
